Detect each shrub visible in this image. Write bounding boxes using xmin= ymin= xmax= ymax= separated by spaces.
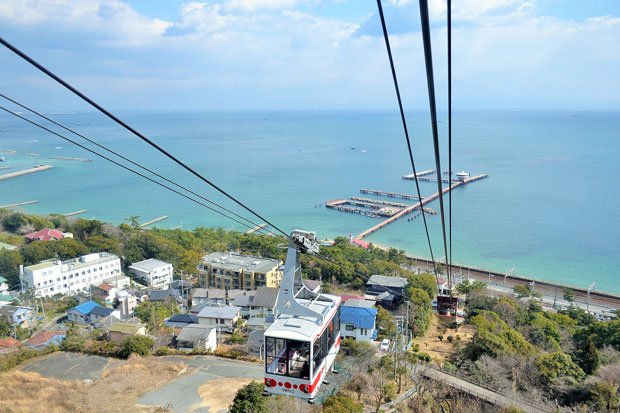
xmin=447 ymin=335 xmax=454 ymax=343
xmin=120 ymin=335 xmax=154 ymax=358
xmin=155 ymin=346 xmax=171 ymax=356
xmin=323 ymin=393 xmax=364 ymax=413
xmin=229 ymin=381 xmax=267 ymax=413
xmin=456 ymin=335 xmax=461 ymax=341
xmin=438 ymin=335 xmax=444 ymax=342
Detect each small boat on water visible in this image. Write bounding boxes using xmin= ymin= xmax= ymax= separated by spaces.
xmin=456 ymin=171 xmax=470 ymax=181
xmin=0 ymin=157 xmax=5 ymax=162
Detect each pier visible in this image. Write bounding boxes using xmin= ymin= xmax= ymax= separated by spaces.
xmin=50 ymin=156 xmax=92 ymax=162
xmin=360 ymin=189 xmax=419 ymax=200
xmin=350 ymin=197 xmax=409 ymax=208
xmin=402 ymin=169 xmax=435 ymax=180
xmin=245 ymin=223 xmax=268 ymax=234
xmin=356 ymin=174 xmax=488 ymax=239
xmin=0 ymin=149 xmax=16 ymax=154
xmin=63 ymin=210 xmax=88 ymax=217
xmin=0 ymin=200 xmax=38 ymax=209
xmin=0 ymin=165 xmax=53 ymax=181
xmin=139 ymin=215 xmax=168 ymax=228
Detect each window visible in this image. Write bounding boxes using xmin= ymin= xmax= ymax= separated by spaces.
xmin=265 ymin=337 xmax=310 ymax=379
xmin=346 ymin=325 xmax=354 ymax=331
xmin=361 ymin=328 xmax=368 ymax=336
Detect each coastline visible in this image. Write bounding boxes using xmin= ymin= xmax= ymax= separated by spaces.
xmin=370 ymin=242 xmax=620 ymax=309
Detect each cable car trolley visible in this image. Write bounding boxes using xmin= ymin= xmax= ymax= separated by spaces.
xmin=264 ymin=230 xmax=341 ymax=401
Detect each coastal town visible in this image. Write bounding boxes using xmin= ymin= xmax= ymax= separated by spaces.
xmin=0 ymin=210 xmax=618 ymax=412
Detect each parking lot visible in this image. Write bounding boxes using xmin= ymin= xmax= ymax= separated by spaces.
xmin=19 ymin=352 xmax=124 ymax=381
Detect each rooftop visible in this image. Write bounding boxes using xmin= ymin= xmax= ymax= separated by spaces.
xmin=367 ymin=274 xmax=408 ymax=289
xmin=107 ymin=322 xmax=145 ymax=335
xmin=25 ymin=228 xmax=65 ymax=242
xmin=0 ymin=242 xmax=17 ymax=251
xmin=251 ymin=287 xmax=279 ymax=308
xmin=25 ymin=330 xmax=65 ymax=347
xmin=202 ymin=252 xmax=281 ymax=274
xmin=90 ymin=306 xmax=114 ymax=317
xmin=69 ymin=300 xmax=99 ymax=315
xmin=129 ymin=258 xmax=171 ymax=272
xmin=0 ymin=337 xmax=21 ymax=349
xmin=343 ymin=299 xmax=375 ymax=308
xmin=177 ymin=324 xmax=214 ymax=343
xmin=341 ymin=305 xmax=377 ymax=329
xmin=149 ymin=289 xmax=181 ymax=301
xmin=197 ymin=305 xmax=240 ymax=319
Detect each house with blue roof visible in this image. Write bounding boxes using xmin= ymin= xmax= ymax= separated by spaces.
xmin=340 ymin=299 xmax=378 ymax=342
xmin=67 ymin=300 xmax=119 ymax=324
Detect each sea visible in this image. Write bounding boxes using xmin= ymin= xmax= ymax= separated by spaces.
xmin=1 ymin=110 xmax=619 ymax=294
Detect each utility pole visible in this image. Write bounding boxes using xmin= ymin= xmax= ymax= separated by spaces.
xmin=587 ymin=282 xmax=595 ymax=312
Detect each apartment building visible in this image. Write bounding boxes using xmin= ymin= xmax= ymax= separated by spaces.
xmin=198 ymin=252 xmax=282 ymax=291
xmin=22 ymin=252 xmax=121 ymax=298
xmin=128 ymin=258 xmax=173 ymax=289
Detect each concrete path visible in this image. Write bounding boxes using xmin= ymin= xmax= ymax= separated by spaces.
xmin=137 ymin=356 xmax=263 ymax=413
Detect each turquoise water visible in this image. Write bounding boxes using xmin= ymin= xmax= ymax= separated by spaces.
xmin=1 ymin=110 xmax=619 ymax=294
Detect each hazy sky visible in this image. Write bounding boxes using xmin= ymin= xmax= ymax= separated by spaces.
xmin=0 ymin=0 xmax=619 ymax=111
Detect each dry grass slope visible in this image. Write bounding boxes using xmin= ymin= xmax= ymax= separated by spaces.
xmin=2 ymin=356 xmax=185 ymax=413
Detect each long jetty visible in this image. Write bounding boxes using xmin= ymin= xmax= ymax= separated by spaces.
xmin=360 ymin=189 xmax=419 ymax=200
xmin=0 ymin=165 xmax=53 ymax=181
xmin=140 ymin=215 xmax=168 ymax=228
xmin=245 ymin=223 xmax=268 ymax=234
xmin=356 ymin=174 xmax=488 ymax=239
xmin=63 ymin=210 xmax=88 ymax=217
xmin=0 ymin=200 xmax=38 ymax=209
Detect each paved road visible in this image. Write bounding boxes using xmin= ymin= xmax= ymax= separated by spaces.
xmin=19 ymin=352 xmax=123 ymax=381
xmin=419 ymin=367 xmax=549 ymax=413
xmin=138 ymin=356 xmax=264 ymax=413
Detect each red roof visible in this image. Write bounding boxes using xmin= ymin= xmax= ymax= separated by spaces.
xmin=25 ymin=228 xmax=65 ymax=242
xmin=96 ymin=283 xmax=114 ymax=292
xmin=0 ymin=337 xmax=21 ymax=349
xmin=352 ymin=239 xmax=370 ymax=249
xmin=25 ymin=330 xmax=65 ymax=347
xmin=339 ymin=294 xmax=364 ymax=302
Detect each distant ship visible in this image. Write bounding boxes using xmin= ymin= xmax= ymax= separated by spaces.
xmin=0 ymin=157 xmax=5 ymax=162
xmin=456 ymin=171 xmax=470 ymax=181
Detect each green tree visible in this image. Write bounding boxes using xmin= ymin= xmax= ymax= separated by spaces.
xmin=229 ymin=381 xmax=268 ymax=413
xmin=535 ymin=351 xmax=585 ymax=382
xmin=2 ymin=212 xmax=27 ymax=232
xmin=323 ymin=393 xmax=364 ymax=413
xmin=513 ymin=284 xmax=532 ymax=298
xmin=406 ymin=287 xmax=432 ymax=337
xmin=120 ymin=335 xmax=154 ymax=358
xmin=376 ymin=307 xmax=397 ymax=339
xmin=588 ymin=381 xmax=619 ymax=412
xmin=563 ymin=288 xmax=575 ymax=303
xmin=456 ymin=280 xmax=487 ymax=295
xmin=0 ymin=318 xmax=12 ymax=337
xmin=575 ymin=336 xmax=601 ymax=375
xmin=0 ymin=250 xmax=24 ymax=287
xmin=407 ymin=273 xmax=437 ymax=299
xmin=134 ymin=301 xmax=179 ymax=331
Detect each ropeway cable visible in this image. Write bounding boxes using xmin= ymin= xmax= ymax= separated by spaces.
xmin=0 ymin=36 xmax=292 ymax=241
xmin=418 ymin=0 xmax=451 ymax=286
xmin=447 ymin=0 xmax=453 ymax=285
xmin=0 ymin=92 xmax=282 ymax=239
xmin=375 ymin=0 xmax=441 ymax=288
xmin=0 ymin=104 xmax=279 ymax=237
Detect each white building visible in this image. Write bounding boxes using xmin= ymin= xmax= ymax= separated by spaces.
xmin=22 ymin=253 xmax=122 ymax=298
xmin=197 ymin=305 xmax=241 ymax=333
xmin=128 ymin=258 xmax=173 ymax=289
